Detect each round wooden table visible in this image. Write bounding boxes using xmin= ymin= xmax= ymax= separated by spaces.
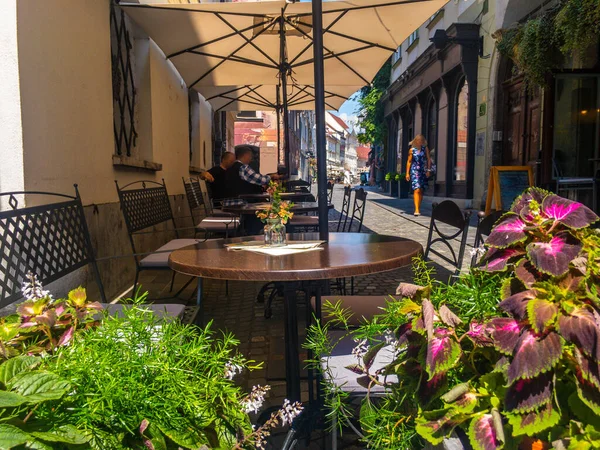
xmin=169 ymin=233 xmax=422 ymax=401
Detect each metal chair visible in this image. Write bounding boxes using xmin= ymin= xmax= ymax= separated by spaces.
xmin=424 ymin=200 xmax=472 ymax=277
xmin=182 ymin=177 xmax=239 ymax=238
xmin=336 ymin=185 xmax=352 ymax=232
xmin=0 ymin=187 xmax=192 ymax=321
xmin=345 ymin=188 xmax=367 ymax=233
xmin=115 ymin=179 xmax=200 ymax=300
xmin=0 ymin=186 xmax=106 ymax=308
xmin=553 ymin=158 xmax=597 ymax=212
xmin=471 ymin=210 xmax=505 ymax=267
xmin=327 ymin=181 xmax=335 ymax=205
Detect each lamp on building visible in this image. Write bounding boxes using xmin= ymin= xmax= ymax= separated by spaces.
xmin=429 ymin=29 xmax=484 ymax=58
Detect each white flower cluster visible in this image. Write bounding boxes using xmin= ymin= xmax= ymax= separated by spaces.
xmin=251 ymin=399 xmax=304 ymax=449
xmin=469 ymin=245 xmax=486 ymax=259
xmin=21 ymin=272 xmax=52 ymax=301
xmin=241 ymin=385 xmax=271 ymax=414
xmin=351 ymin=339 xmax=369 ymax=361
xmin=279 ymin=399 xmax=303 ymax=426
xmin=224 ymin=360 xmax=244 ymax=380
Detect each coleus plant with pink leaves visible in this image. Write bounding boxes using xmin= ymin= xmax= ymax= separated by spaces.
xmin=327 ymin=188 xmax=600 ymax=449
xmin=413 ymin=188 xmax=600 ymax=449
xmin=0 ymin=274 xmax=101 ymax=358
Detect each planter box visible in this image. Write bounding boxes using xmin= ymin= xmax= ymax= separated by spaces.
xmin=398 ymin=180 xmax=410 ymax=199
xmin=390 ymin=180 xmax=399 ymax=197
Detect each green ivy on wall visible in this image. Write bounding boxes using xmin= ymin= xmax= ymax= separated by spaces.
xmin=356 ymin=59 xmax=391 ymax=146
xmin=495 ymin=0 xmax=600 ymax=87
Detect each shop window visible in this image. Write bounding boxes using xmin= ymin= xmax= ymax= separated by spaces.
xmin=553 ymin=75 xmax=600 ymax=178
xmin=408 ymin=30 xmax=419 ymax=47
xmin=454 ymin=80 xmax=469 ymax=182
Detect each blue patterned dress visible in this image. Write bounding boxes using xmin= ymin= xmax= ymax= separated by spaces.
xmin=410 ymin=146 xmax=428 ymax=192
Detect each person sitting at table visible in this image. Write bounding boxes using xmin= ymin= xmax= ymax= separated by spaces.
xmin=223 ymin=146 xmax=282 ymax=202
xmin=199 ymin=152 xmax=235 ymax=203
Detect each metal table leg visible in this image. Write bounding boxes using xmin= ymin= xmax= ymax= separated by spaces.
xmin=283 ymin=281 xmax=301 ymax=402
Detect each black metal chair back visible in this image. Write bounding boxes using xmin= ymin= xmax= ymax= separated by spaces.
xmin=473 ymin=210 xmax=504 ymax=248
xmin=197 ymin=180 xmax=215 ymax=216
xmin=327 ymin=182 xmax=334 ymax=204
xmin=346 ymin=188 xmax=368 ymax=232
xmin=182 ymin=177 xmax=205 ymax=226
xmin=115 ymin=179 xmax=178 ymax=266
xmin=471 ymin=210 xmax=505 ymax=267
xmin=424 ymin=201 xmax=471 ymax=276
xmin=0 ymin=186 xmax=106 ymax=307
xmin=336 ymin=186 xmax=352 ymax=232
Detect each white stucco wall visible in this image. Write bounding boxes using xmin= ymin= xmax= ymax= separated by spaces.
xmin=390 ymin=0 xmax=477 ymax=83
xmin=0 ymin=1 xmax=26 ymax=206
xmin=14 ymin=0 xmax=213 ymax=207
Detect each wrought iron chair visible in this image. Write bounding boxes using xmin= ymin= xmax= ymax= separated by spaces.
xmin=182 ymin=177 xmax=239 ymax=238
xmin=424 ymin=200 xmax=472 ymax=277
xmin=0 ymin=187 xmax=106 ymax=308
xmin=336 ymin=185 xmax=352 ymax=232
xmin=0 ymin=187 xmax=190 ymax=321
xmin=345 ymin=188 xmax=367 ymax=233
xmin=327 ymin=181 xmax=335 ymax=205
xmin=471 ymin=210 xmax=505 ymax=267
xmin=115 ymin=179 xmax=200 ymax=299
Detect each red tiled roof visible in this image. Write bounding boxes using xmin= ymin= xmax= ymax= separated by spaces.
xmin=329 ymin=113 xmax=349 ymax=130
xmin=356 ymin=145 xmax=371 ymax=160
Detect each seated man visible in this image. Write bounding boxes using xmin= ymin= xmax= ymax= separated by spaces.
xmin=200 ymin=152 xmax=235 ymax=203
xmin=224 ymin=145 xmax=281 ymax=202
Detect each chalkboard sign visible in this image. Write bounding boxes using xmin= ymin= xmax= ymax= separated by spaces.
xmin=485 ymin=166 xmax=534 ymax=214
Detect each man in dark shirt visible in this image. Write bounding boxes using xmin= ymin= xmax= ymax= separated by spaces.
xmin=201 ymin=152 xmax=235 ymax=202
xmin=223 ymin=146 xmax=281 ymax=201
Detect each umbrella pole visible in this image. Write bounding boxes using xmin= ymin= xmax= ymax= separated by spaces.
xmin=312 ymin=0 xmax=329 ymax=241
xmin=279 ymin=13 xmax=292 ymax=175
xmin=276 ymin=87 xmax=282 ymax=165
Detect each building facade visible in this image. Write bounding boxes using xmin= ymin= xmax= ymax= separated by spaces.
xmin=384 ymin=0 xmax=600 ymax=210
xmin=383 ymin=0 xmax=482 ymax=205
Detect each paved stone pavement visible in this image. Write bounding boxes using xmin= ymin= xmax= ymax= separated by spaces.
xmin=133 ymin=185 xmax=483 ymax=449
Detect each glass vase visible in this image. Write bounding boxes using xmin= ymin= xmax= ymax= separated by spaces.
xmin=264 ymin=219 xmax=286 ymax=247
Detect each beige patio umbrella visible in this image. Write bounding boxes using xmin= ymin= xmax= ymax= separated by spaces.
xmin=121 ymin=0 xmax=448 ymax=88
xmin=196 ymin=84 xmax=361 ymax=111
xmin=122 ymin=0 xmax=446 ymax=171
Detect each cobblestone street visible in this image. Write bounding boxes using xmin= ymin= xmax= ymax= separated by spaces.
xmin=134 ymin=185 xmax=483 ymax=448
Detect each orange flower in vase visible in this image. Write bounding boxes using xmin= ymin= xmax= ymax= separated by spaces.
xmin=256 ymin=182 xmax=294 ymax=246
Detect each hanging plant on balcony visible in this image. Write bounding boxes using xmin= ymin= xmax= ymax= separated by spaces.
xmin=495 ymin=0 xmax=600 ymax=87
xmin=555 ymin=0 xmax=600 ymax=58
xmin=496 ymin=13 xmax=562 ymax=87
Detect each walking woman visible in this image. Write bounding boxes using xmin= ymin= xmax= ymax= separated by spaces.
xmin=405 ymin=134 xmax=432 ymax=216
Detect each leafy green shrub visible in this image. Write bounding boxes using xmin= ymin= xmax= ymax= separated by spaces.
xmin=0 ymin=355 xmax=89 ymax=449
xmin=38 ymin=304 xmax=302 ymax=449
xmin=308 ymin=188 xmax=600 ymax=449
xmin=0 ymin=278 xmax=303 ymax=449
